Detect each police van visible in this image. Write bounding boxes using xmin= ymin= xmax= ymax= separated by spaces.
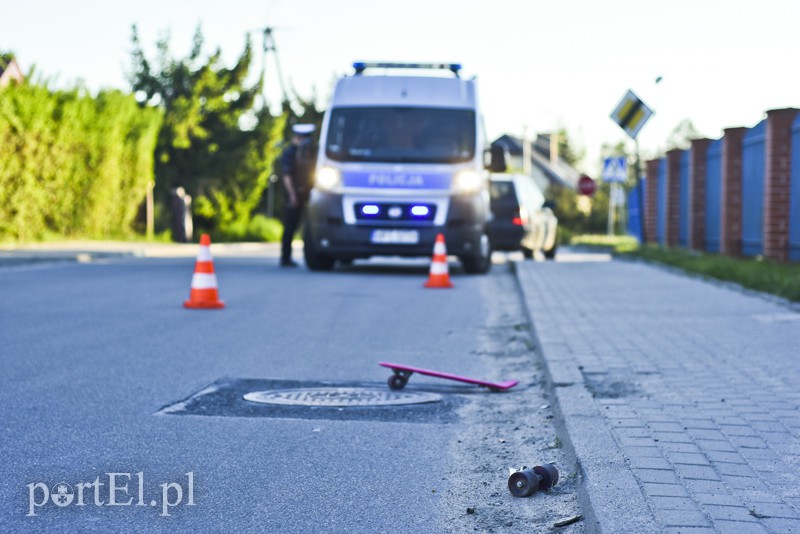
xmin=303 ymin=62 xmax=504 ymax=273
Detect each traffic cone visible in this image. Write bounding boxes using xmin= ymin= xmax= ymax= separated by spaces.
xmin=424 ymin=233 xmax=453 ymax=289
xmin=184 ymin=234 xmax=225 ymax=309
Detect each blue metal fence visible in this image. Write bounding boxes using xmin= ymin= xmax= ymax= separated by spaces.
xmin=790 ymin=114 xmax=800 ymax=261
xmin=705 ymin=139 xmax=723 ymax=253
xmin=657 ymin=158 xmax=667 ymax=244
xmin=627 ymin=179 xmax=645 ymax=241
xmin=741 ymin=120 xmax=766 ymax=256
xmin=678 ymin=150 xmax=690 ymax=247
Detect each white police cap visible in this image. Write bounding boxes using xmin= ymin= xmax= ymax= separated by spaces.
xmin=292 ymin=124 xmax=315 ymax=135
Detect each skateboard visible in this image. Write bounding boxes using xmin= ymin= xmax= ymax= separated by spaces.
xmin=379 ymin=361 xmax=519 ymax=392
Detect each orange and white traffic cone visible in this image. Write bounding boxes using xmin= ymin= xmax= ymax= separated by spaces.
xmin=184 ymin=234 xmax=225 ymax=309
xmin=424 ymin=233 xmax=453 ymax=289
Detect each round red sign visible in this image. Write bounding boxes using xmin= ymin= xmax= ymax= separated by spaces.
xmin=577 ymin=174 xmax=596 ymax=196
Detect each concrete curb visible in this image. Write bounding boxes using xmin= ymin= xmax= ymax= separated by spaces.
xmin=514 ymin=261 xmax=660 ymax=533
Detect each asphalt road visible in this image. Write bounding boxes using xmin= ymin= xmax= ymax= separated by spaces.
xmin=0 ymin=252 xmax=581 ymax=533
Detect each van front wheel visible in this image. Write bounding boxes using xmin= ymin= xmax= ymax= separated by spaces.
xmin=303 ymin=228 xmax=335 ymax=271
xmin=460 ymin=233 xmax=492 ymax=274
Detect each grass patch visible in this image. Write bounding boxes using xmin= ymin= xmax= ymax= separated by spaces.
xmin=570 ymin=235 xmax=800 ymax=302
xmin=570 ymin=234 xmax=639 ymax=253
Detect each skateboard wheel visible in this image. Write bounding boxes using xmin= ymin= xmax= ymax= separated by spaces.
xmin=508 ymin=470 xmax=538 ymax=497
xmin=388 ymin=375 xmax=407 ymax=390
xmin=533 ymin=463 xmax=559 ymax=489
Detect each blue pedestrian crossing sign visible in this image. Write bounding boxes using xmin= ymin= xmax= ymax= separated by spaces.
xmin=602 ymin=157 xmax=627 ymax=183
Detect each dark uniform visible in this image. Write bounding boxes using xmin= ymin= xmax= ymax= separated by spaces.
xmin=280 ymin=135 xmax=315 ymax=266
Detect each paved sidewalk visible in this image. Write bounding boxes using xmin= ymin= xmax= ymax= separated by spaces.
xmin=0 ymin=241 xmax=282 ymax=266
xmin=516 ymin=254 xmax=800 ymax=534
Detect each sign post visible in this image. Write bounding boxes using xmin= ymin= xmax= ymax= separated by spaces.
xmin=610 ymin=90 xmax=653 ymax=241
xmin=602 ymin=157 xmax=628 ymax=235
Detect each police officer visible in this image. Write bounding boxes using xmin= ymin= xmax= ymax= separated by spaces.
xmin=279 ymin=124 xmax=316 ymax=267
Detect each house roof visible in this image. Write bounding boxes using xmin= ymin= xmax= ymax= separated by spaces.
xmin=0 ymin=56 xmax=24 ymax=87
xmin=492 ymin=133 xmax=581 ymax=188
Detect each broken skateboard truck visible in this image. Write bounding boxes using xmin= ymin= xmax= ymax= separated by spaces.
xmin=508 ymin=463 xmax=559 ymax=497
xmin=379 ymin=361 xmax=518 ymax=392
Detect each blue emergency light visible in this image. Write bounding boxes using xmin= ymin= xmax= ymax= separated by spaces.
xmin=361 ymin=204 xmax=380 ymax=216
xmin=410 ymin=205 xmax=430 ymax=217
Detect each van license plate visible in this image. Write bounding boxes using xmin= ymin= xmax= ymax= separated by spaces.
xmin=370 ymin=229 xmax=419 ymax=244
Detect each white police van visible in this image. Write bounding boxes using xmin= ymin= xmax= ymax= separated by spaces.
xmin=303 ymin=62 xmax=504 ymax=273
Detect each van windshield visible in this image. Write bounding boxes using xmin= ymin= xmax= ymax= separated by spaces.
xmin=325 ymin=107 xmax=476 ymax=163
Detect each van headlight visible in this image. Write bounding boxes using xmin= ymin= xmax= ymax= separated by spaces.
xmin=454 ymin=170 xmax=482 ymax=193
xmin=316 ymin=167 xmax=341 ymax=191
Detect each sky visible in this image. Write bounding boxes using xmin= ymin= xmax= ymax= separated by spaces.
xmin=4 ymin=0 xmax=799 ymax=174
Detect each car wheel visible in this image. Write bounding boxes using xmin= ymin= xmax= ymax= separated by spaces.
xmin=543 ymin=244 xmax=557 ymax=260
xmin=460 ymin=232 xmax=492 ymax=274
xmin=522 ymin=247 xmax=534 ymax=260
xmin=303 ymin=227 xmax=335 ymax=271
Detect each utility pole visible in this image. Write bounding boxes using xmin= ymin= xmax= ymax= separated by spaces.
xmin=261 ymin=27 xmax=288 ymax=111
xmin=258 ymin=26 xmax=289 ymax=219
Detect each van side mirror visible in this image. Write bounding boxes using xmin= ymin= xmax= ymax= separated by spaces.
xmin=485 ymin=144 xmax=507 ymax=173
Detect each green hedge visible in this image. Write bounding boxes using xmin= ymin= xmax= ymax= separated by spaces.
xmin=0 ymin=84 xmax=162 ymax=241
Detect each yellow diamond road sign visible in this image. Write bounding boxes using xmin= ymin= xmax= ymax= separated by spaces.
xmin=610 ymin=90 xmax=654 ymax=139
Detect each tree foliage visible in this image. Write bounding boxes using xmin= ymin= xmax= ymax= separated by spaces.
xmin=0 ymin=83 xmax=162 ymax=241
xmin=543 ymin=129 xmax=610 ymax=240
xmin=665 ymin=118 xmax=702 ymax=151
xmin=128 ymin=25 xmax=288 ymax=240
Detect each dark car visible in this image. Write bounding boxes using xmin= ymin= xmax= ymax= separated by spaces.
xmin=488 ymin=174 xmax=558 ymax=259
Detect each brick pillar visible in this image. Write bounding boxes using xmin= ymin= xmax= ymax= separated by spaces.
xmin=645 ymin=159 xmax=661 ymax=243
xmin=721 ymin=127 xmax=747 ymax=256
xmin=665 ymin=149 xmax=683 ymax=247
xmin=764 ymin=108 xmax=800 ymax=261
xmin=689 ymin=138 xmax=712 ymax=250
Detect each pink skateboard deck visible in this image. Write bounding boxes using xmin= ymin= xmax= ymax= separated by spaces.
xmin=379 ymin=361 xmax=519 ymax=392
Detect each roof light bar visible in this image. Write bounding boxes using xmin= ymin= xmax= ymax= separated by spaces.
xmin=353 ymin=62 xmax=462 ymax=76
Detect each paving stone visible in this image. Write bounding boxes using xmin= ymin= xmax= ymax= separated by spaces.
xmin=728 ymin=436 xmax=768 ymax=449
xmin=660 ymin=442 xmax=703 ymax=454
xmin=713 ymin=520 xmax=769 ymax=534
xmin=704 ymin=450 xmax=747 ymax=464
xmin=626 ymin=446 xmax=664 ymax=458
xmin=642 ymin=483 xmax=690 ymax=497
xmin=694 ymin=493 xmax=744 ymax=507
xmin=654 ymin=509 xmax=711 ymax=528
xmin=688 ymin=428 xmax=729 ymax=441
xmin=652 ymin=432 xmax=695 ymax=443
xmin=720 ymin=425 xmax=760 ymax=437
xmin=674 ymin=464 xmax=721 ymax=481
xmin=714 ymin=462 xmax=758 ymax=477
xmin=634 ymin=468 xmax=681 ymax=485
xmin=648 ymin=422 xmax=686 ymax=433
xmin=629 ymin=456 xmax=672 ymax=470
xmin=683 ymin=479 xmax=729 ymax=494
xmin=702 ymin=505 xmax=759 ymax=522
xmin=651 ymin=496 xmax=698 ymax=510
xmin=668 ymin=452 xmax=711 ymax=466
xmin=763 ymin=518 xmax=800 ymax=533
xmin=695 ymin=439 xmax=737 ymax=452
xmin=746 ymin=502 xmax=800 ymax=519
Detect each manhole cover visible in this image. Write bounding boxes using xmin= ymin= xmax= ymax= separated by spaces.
xmin=243 ymin=387 xmax=441 ymax=407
